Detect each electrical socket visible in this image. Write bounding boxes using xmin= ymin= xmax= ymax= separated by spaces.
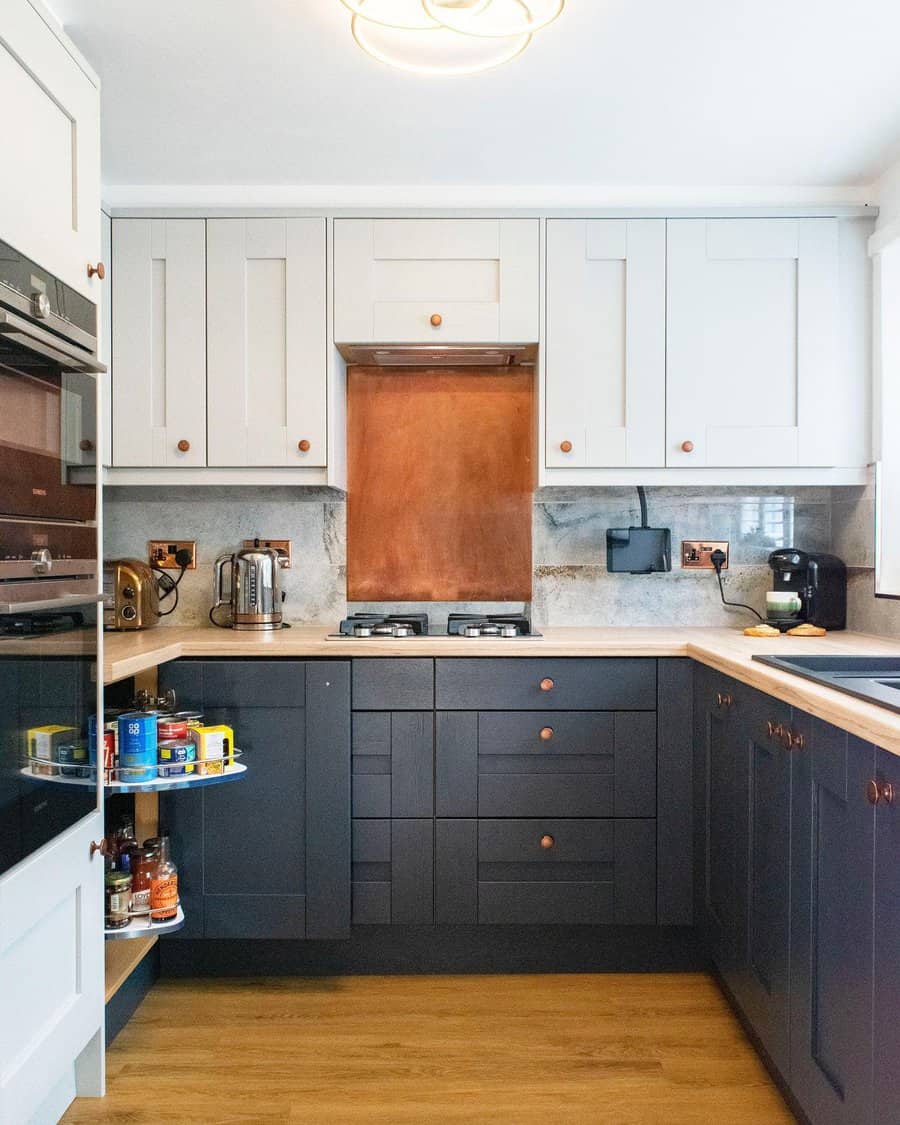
xmin=242 ymin=538 xmax=292 ymax=568
xmin=681 ymin=540 xmax=729 ymax=570
xmin=149 ymin=540 xmax=197 ymax=569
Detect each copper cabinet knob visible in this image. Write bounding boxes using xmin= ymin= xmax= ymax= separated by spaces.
xmin=430 ymin=313 xmax=443 ymax=327
xmin=868 ymin=779 xmax=895 ymax=805
xmin=540 ymin=677 xmax=555 ymax=692
xmin=882 ymin=781 xmax=896 ymax=805
xmin=560 ymin=440 xmax=573 ymax=453
xmin=87 ymin=262 xmax=106 ymax=280
xmin=90 ymin=839 xmax=109 ymax=858
xmin=177 ymin=439 xmax=190 ymax=452
xmin=79 ymin=439 xmax=94 ymax=452
xmin=867 ymin=779 xmax=882 ymax=805
xmin=298 ymin=440 xmax=311 ymax=452
xmin=540 ymin=834 xmax=555 ymax=849
xmin=766 ymin=720 xmax=783 ymax=739
xmin=715 ymin=691 xmax=733 ymax=708
xmin=681 ymin=441 xmax=695 ymax=453
xmin=539 ymin=726 xmax=554 ymax=741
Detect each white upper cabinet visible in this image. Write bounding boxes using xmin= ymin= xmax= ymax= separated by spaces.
xmin=207 ymin=218 xmax=327 ymax=468
xmin=546 ymin=219 xmax=666 ymax=468
xmin=111 ymin=219 xmax=207 ymax=467
xmin=0 ymin=0 xmax=100 ymax=300
xmin=334 ymin=218 xmax=539 ymax=343
xmin=666 ymin=218 xmax=841 ymax=468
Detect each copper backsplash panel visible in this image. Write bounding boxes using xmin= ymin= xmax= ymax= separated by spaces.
xmin=347 ymin=366 xmax=534 ymax=602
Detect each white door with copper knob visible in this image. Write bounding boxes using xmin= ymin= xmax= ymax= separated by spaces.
xmin=0 ymin=750 xmax=105 ymax=1120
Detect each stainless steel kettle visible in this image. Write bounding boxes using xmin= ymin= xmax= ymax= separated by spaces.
xmin=211 ymin=541 xmax=287 ymax=630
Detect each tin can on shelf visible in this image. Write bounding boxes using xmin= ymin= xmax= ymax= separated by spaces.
xmin=105 ymin=870 xmax=132 ymax=929
xmin=88 ymin=714 xmax=119 ymax=782
xmin=117 ymin=711 xmax=158 ymax=781
xmin=157 ymin=718 xmax=189 ymax=742
xmin=56 ymin=741 xmax=90 ymax=778
xmin=173 ymin=711 xmax=204 ymax=727
xmin=158 ymin=739 xmax=196 ymax=778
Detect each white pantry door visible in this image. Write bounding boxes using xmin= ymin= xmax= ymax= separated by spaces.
xmin=0 ymin=806 xmax=105 ymax=1123
xmin=666 ymin=218 xmax=839 ymax=467
xmin=546 ymin=219 xmax=666 ymax=467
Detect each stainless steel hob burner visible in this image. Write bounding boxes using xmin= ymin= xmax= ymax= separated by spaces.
xmin=328 ymin=612 xmax=541 ymax=639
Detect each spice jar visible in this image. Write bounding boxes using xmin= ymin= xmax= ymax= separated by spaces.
xmin=105 ymin=870 xmax=132 ymax=930
xmin=129 ymin=848 xmax=154 ymax=918
xmin=149 ymin=836 xmax=179 ymax=924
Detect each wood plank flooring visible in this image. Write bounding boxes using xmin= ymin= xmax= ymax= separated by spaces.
xmin=63 ymin=973 xmax=794 ymax=1124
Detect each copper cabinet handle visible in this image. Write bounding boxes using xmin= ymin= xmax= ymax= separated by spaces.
xmin=540 ymin=677 xmax=555 ymax=692
xmin=715 ymin=691 xmax=733 ymax=708
xmin=87 ymin=262 xmax=106 ymax=280
xmin=540 ymin=834 xmax=555 ymax=849
xmin=681 ymin=440 xmax=695 ymax=453
xmin=90 ymin=839 xmax=109 ymax=858
xmin=79 ymin=439 xmax=94 ymax=452
xmin=766 ymin=720 xmax=783 ymax=739
xmin=789 ymin=730 xmax=805 ymax=751
xmin=560 ymin=440 xmax=573 ymax=453
xmin=539 ymin=726 xmax=554 ymax=742
xmin=297 ymin=440 xmax=311 ymax=452
xmin=177 ymin=439 xmax=190 ymax=452
xmin=868 ymin=780 xmax=895 ymax=806
xmin=430 ymin=313 xmax=443 ymax=327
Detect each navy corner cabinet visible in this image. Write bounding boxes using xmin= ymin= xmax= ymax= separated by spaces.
xmin=695 ymin=666 xmax=900 ymax=1125
xmin=158 ymin=659 xmax=351 ymax=940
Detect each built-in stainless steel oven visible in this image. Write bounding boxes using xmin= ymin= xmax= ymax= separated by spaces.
xmin=0 ymin=237 xmax=104 ymax=877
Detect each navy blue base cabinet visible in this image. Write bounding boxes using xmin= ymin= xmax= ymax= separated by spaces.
xmin=696 ymin=667 xmax=900 ymax=1125
xmin=159 ymin=660 xmax=351 ymax=940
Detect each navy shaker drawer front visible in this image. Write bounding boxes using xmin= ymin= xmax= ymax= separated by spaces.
xmin=435 ymin=658 xmax=657 ymax=711
xmin=352 ymin=659 xmax=434 ymax=710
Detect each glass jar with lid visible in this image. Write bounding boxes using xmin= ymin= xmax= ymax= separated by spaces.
xmin=149 ymin=836 xmax=179 ymax=924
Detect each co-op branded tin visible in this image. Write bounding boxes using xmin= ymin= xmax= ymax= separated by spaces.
xmin=117 ymin=711 xmax=158 ymax=781
xmin=157 ymin=739 xmax=197 ymax=778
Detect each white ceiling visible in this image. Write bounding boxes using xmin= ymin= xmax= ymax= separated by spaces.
xmin=48 ymin=0 xmax=900 ymax=202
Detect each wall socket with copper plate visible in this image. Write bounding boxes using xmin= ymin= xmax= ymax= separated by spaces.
xmin=149 ymin=540 xmax=197 ymax=569
xmin=681 ymin=540 xmax=729 ymax=570
xmin=242 ymin=538 xmax=292 ymax=568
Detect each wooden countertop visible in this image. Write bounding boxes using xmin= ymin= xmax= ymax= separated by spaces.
xmin=95 ymin=624 xmax=900 ymax=757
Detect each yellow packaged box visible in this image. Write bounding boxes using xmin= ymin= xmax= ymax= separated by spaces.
xmin=28 ymin=725 xmax=78 ymax=776
xmin=189 ymin=724 xmax=234 ymax=775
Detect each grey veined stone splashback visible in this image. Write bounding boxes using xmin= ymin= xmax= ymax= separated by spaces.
xmin=103 ymin=484 xmax=836 ymax=629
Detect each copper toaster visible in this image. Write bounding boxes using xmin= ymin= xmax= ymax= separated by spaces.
xmin=102 ymin=558 xmax=160 ymax=630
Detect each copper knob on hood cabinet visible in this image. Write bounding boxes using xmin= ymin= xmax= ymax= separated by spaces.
xmin=540 ymin=834 xmax=555 ymax=850
xmin=539 ymin=726 xmax=554 ymax=741
xmin=177 ymin=439 xmax=190 ymax=453
xmin=681 ymin=441 xmax=695 ymax=453
xmin=87 ymin=261 xmax=106 ymax=280
xmin=560 ymin=441 xmax=573 ymax=453
xmin=430 ymin=313 xmax=443 ymax=327
xmin=79 ymin=439 xmax=94 ymax=452
xmin=540 ymin=677 xmax=555 ymax=692
xmin=298 ymin=440 xmax=311 ymax=452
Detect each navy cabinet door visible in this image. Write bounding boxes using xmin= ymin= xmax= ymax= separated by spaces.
xmin=790 ymin=712 xmax=874 ymax=1125
xmin=874 ymin=747 xmax=900 ymax=1125
xmin=730 ymin=684 xmax=792 ymax=1079
xmin=159 ymin=660 xmax=351 ymax=940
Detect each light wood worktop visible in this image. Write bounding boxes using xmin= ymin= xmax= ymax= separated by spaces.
xmin=96 ymin=624 xmax=900 ymax=756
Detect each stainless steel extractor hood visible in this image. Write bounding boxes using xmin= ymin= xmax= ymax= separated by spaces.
xmin=336 ymin=342 xmax=538 ymax=368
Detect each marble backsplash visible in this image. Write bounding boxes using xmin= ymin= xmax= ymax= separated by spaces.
xmin=104 ymin=484 xmax=837 ymax=630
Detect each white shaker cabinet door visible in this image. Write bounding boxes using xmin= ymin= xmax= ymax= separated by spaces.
xmin=334 ymin=218 xmax=539 ymax=344
xmin=207 ymin=218 xmax=327 ymax=467
xmin=111 ymin=219 xmax=207 ymax=467
xmin=546 ymin=219 xmax=666 ymax=467
xmin=0 ymin=0 xmax=101 ymax=300
xmin=666 ymin=218 xmax=839 ymax=467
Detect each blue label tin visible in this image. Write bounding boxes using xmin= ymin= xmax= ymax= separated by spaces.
xmin=117 ymin=711 xmax=158 ymax=781
xmin=158 ymin=739 xmax=197 ymax=778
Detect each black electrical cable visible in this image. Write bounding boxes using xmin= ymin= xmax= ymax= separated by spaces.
xmin=636 ymin=486 xmax=649 ymax=529
xmin=711 ymin=549 xmax=764 ymax=622
xmin=152 ymin=549 xmax=193 ymax=618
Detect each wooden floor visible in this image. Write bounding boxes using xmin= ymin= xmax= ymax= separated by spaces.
xmin=64 ymin=973 xmax=794 ymax=1124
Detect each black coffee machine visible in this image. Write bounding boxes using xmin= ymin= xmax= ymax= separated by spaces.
xmin=766 ymin=549 xmax=847 ymax=631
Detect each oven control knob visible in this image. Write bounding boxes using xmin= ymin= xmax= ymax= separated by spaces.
xmin=31 ymin=548 xmax=52 ymax=574
xmin=122 ymin=585 xmax=136 ymax=599
xmin=121 ymin=605 xmax=137 ymax=621
xmin=32 ymin=292 xmax=51 ymax=319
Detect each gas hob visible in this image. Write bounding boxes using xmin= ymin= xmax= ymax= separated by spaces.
xmin=327 ymin=612 xmax=541 ymax=640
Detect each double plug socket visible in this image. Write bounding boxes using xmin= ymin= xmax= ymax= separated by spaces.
xmin=681 ymin=540 xmax=729 ymax=570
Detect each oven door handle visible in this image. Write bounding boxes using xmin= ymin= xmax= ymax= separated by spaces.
xmin=0 ymin=310 xmax=106 ymax=374
xmin=0 ymin=592 xmax=100 ymax=615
